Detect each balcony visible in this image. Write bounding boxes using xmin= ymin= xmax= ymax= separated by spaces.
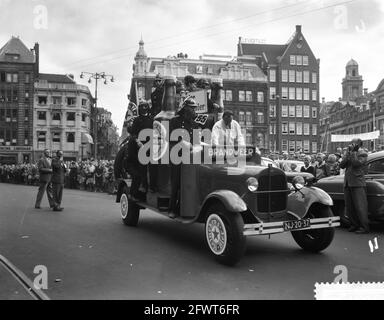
xmin=35 ymin=82 xmax=91 ymax=93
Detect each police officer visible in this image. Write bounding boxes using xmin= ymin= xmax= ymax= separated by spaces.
xmin=150 ymin=74 xmax=164 ymax=118
xmin=340 ymin=138 xmax=370 ymax=234
xmin=169 ymin=98 xmax=201 ymax=218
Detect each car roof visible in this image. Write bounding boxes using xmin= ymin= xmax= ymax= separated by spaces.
xmin=368 ymin=151 xmax=384 ymax=162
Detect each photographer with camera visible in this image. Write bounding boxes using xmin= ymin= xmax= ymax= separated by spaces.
xmin=340 ymin=138 xmax=369 ymax=234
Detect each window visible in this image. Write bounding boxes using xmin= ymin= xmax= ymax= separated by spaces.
xmin=270 ymin=104 xmax=276 ymax=118
xmin=225 ymin=90 xmax=233 ymax=101
xmin=0 ymin=109 xmax=4 ymax=122
xmin=24 ymin=109 xmax=29 ymax=122
xmin=304 ymin=123 xmax=310 ymax=135
xmin=282 ymin=87 xmax=288 ymax=100
xmin=67 ymin=97 xmax=76 ymax=106
xmin=246 ymin=91 xmax=253 ymax=102
xmin=296 ymin=88 xmax=303 ymax=100
xmin=0 ymin=72 xmax=5 ymax=82
xmin=296 ymin=141 xmax=303 ymax=152
xmin=270 ymin=123 xmax=276 ymax=135
xmin=312 ymin=124 xmax=317 ymax=135
xmin=257 ymin=92 xmax=264 ymax=103
xmin=282 ymin=70 xmax=288 ymax=82
xmin=239 ymin=111 xmax=245 ymax=125
xmin=53 ymin=97 xmax=62 ymax=105
xmin=6 ymin=73 xmax=12 ymax=83
xmin=303 ymin=105 xmax=310 ymax=118
xmin=289 ymin=122 xmax=296 ymax=135
xmin=368 ymin=159 xmax=384 ymax=174
xmin=246 ymin=112 xmax=252 ymax=124
xmin=196 ymin=65 xmax=203 ymax=74
xmin=52 ymin=112 xmax=61 ymax=121
xmin=38 ymin=111 xmax=46 ymax=120
xmin=289 ymin=106 xmax=295 ymax=118
xmin=312 ymin=107 xmax=318 ymax=118
xmin=312 ymin=142 xmax=318 ymax=153
xmin=289 ymin=87 xmax=295 ymax=100
xmin=67 ymin=112 xmax=76 ymax=121
xmin=303 ymin=56 xmax=309 ymax=66
xmin=296 ymin=122 xmax=303 ymax=135
xmin=282 ymin=122 xmax=288 ymax=135
xmin=303 ymin=88 xmax=310 ymax=101
xmin=296 ymin=71 xmax=302 ymax=83
xmin=312 ymin=90 xmax=317 ymax=101
xmin=38 ymin=132 xmax=46 ymax=142
xmin=269 ymin=69 xmax=276 ymax=82
xmin=312 ymin=73 xmax=317 ymax=84
xmin=296 ymin=55 xmax=302 ymax=66
xmin=257 ymin=112 xmax=264 ymax=124
xmin=25 ymin=92 xmax=30 ymax=102
xmin=246 ymin=133 xmax=252 ymax=145
xmin=239 ymin=91 xmax=245 ymax=102
xmin=270 ymin=87 xmax=276 ymax=100
xmin=303 ymin=140 xmax=310 ymax=153
xmin=282 ymin=105 xmax=288 ymax=117
xmin=11 ymin=129 xmax=17 ymax=145
xmin=25 ymin=73 xmax=30 ymax=83
xmin=5 ymin=109 xmax=11 ymax=122
xmin=52 ymin=132 xmax=61 ymax=143
xmin=38 ymin=96 xmax=47 ymax=105
xmin=282 ymin=140 xmax=288 ymax=152
xmin=67 ymin=132 xmax=75 ymax=143
xmin=12 ymin=89 xmax=18 ymax=102
xmin=289 ymin=141 xmax=296 ymax=153
xmin=24 ymin=130 xmax=29 ymax=145
xmin=289 ymin=70 xmax=295 ymax=82
xmin=82 ymin=113 xmax=87 ymax=122
xmin=303 ymin=71 xmax=310 ymax=83
xmin=296 ymin=105 xmax=303 ymax=118
xmin=6 ymin=89 xmax=11 ymax=102
xmin=290 ymin=55 xmax=296 ymax=65
xmin=12 ymin=74 xmax=18 ymax=83
xmin=12 ymin=109 xmax=17 ymax=122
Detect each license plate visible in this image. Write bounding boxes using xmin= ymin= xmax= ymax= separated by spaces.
xmin=284 ymin=219 xmax=311 ymax=231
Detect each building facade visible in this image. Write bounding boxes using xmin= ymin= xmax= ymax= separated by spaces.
xmin=96 ymin=107 xmax=119 ymax=160
xmin=0 ymin=37 xmax=38 ymax=164
xmin=33 ymin=74 xmax=94 ymax=161
xmin=129 ymin=39 xmax=269 ymax=150
xmin=237 ymin=25 xmax=320 ymax=154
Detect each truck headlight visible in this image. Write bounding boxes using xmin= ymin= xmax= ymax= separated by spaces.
xmin=247 ymin=177 xmax=259 ymax=193
xmin=292 ymin=176 xmax=305 ymax=190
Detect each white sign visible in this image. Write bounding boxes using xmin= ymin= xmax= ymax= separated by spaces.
xmin=331 ymin=131 xmax=380 ymax=143
xmin=186 ymin=90 xmax=208 ymax=114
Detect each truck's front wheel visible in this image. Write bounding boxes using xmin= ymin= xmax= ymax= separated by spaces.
xmin=205 ymin=203 xmax=246 ymax=266
xmin=121 ymin=186 xmax=140 ymax=227
xmin=292 ymin=205 xmax=335 ymax=253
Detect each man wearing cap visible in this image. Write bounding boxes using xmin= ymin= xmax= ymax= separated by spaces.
xmin=51 ymin=150 xmax=67 ymax=212
xmin=169 ymin=98 xmax=201 ymax=217
xmin=340 ymin=138 xmax=370 ymax=234
xmin=150 ymin=74 xmax=164 ymax=118
xmin=211 ymin=111 xmax=245 ymax=147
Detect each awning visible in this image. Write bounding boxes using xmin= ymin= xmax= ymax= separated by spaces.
xmin=81 ymin=133 xmax=94 ymax=144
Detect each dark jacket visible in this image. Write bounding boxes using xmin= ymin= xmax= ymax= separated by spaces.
xmin=51 ymin=158 xmax=66 ymax=185
xmin=340 ymin=151 xmax=368 ymax=187
xmin=301 ymin=165 xmax=315 ymax=176
xmin=150 ymin=87 xmax=164 ymax=118
xmin=38 ymin=157 xmax=53 ymax=182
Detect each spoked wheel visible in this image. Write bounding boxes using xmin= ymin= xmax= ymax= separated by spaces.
xmin=205 ymin=203 xmax=246 ymax=266
xmin=121 ymin=186 xmax=140 ymax=227
xmin=292 ymin=205 xmax=335 ymax=253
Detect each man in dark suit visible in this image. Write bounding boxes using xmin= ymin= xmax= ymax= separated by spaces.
xmin=35 ymin=149 xmax=55 ymax=209
xmin=340 ymin=139 xmax=369 ymax=234
xmin=51 ymin=150 xmax=67 ymax=212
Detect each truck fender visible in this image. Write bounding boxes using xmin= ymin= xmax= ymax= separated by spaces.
xmin=116 ymin=179 xmax=130 ymax=203
xmin=287 ymin=187 xmax=333 ymax=219
xmin=198 ymin=190 xmax=248 ymax=222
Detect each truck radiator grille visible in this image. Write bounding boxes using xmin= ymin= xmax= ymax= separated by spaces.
xmin=257 ymin=170 xmax=288 ymax=213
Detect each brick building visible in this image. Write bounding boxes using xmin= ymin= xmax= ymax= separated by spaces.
xmin=129 ymin=39 xmax=269 ymax=149
xmin=237 ymin=25 xmax=320 ymax=154
xmin=0 ymin=37 xmax=38 ymax=164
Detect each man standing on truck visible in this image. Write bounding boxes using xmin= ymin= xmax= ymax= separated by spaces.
xmin=150 ymin=74 xmax=164 ymax=118
xmin=211 ymin=111 xmax=245 ymax=147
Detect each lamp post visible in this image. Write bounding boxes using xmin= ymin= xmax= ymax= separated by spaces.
xmin=80 ymin=71 xmax=114 ymax=159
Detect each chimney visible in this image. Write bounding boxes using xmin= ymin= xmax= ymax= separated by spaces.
xmin=364 ymin=88 xmax=368 ymax=95
xmin=33 ymin=43 xmax=39 ymax=77
xmin=296 ymin=25 xmax=302 ymax=33
xmin=68 ymin=74 xmax=74 ymax=80
xmin=322 ymin=97 xmax=325 ymax=104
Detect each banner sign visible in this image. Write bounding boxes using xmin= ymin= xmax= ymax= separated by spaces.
xmin=186 ymin=90 xmax=208 ymax=114
xmin=331 ymin=131 xmax=380 ymax=143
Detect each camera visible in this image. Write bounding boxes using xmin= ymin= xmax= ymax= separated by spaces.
xmin=348 ymin=143 xmax=359 ymax=152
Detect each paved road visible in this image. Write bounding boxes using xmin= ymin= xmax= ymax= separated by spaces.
xmin=0 ymin=183 xmax=383 ymax=300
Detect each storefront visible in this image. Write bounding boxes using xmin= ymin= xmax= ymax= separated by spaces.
xmin=0 ymin=146 xmax=33 ymax=164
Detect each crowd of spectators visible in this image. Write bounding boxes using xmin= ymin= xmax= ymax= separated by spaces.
xmin=0 ymin=160 xmax=117 ymax=194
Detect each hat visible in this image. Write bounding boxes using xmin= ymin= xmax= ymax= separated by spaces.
xmin=223 ymin=110 xmax=234 ymax=117
xmin=155 ymin=73 xmax=162 ymax=81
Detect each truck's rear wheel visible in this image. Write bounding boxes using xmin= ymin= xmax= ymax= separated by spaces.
xmin=121 ymin=186 xmax=140 ymax=227
xmin=292 ymin=205 xmax=335 ymax=253
xmin=205 ymin=203 xmax=246 ymax=266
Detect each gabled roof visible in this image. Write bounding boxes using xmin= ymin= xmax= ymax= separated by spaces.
xmin=238 ymin=43 xmax=287 ymax=64
xmin=0 ymin=36 xmax=35 ymax=63
xmin=39 ymin=73 xmax=76 ymax=84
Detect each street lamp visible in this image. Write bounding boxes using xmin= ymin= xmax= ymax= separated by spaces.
xmin=80 ymin=71 xmax=115 ymax=159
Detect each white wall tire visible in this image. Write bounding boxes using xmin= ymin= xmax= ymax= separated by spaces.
xmin=206 ymin=214 xmax=228 ymax=256
xmin=121 ymin=187 xmax=140 ymax=227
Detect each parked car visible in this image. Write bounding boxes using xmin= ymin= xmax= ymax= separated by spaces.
xmin=275 ymin=160 xmax=305 ymax=173
xmin=116 ymin=146 xmax=339 ymax=266
xmin=315 ymin=151 xmax=384 ymax=225
xmin=261 ymin=157 xmax=279 ymax=168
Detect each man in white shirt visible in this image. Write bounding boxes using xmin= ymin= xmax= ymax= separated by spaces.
xmin=211 ymin=111 xmax=245 ymax=147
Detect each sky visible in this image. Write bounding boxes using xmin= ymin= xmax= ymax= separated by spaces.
xmin=0 ymin=0 xmax=383 ymax=135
